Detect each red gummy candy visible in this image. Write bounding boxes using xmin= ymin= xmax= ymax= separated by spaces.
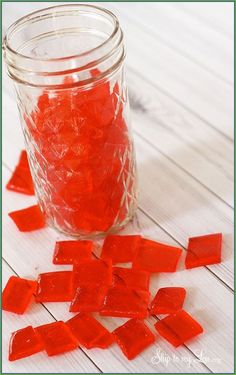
xmin=133 ymin=238 xmax=182 ymax=272
xmin=113 ymin=319 xmax=155 ymax=360
xmin=101 ymin=235 xmax=141 ymax=264
xmin=70 ymin=285 xmax=107 ymax=313
xmin=36 ymin=321 xmax=78 ymax=356
xmin=185 ymin=233 xmax=222 ymax=269
xmin=150 ymin=287 xmax=186 ymax=315
xmin=9 ymin=326 xmax=44 ymax=361
xmin=72 ymin=259 xmax=112 ymax=289
xmin=100 ymin=286 xmax=150 ymax=318
xmin=6 ymin=151 xmax=34 ymax=196
xmin=154 ymin=309 xmax=203 ymax=347
xmin=36 ymin=271 xmax=73 ymax=302
xmin=2 ymin=276 xmax=37 ymax=314
xmin=53 ymin=240 xmax=93 ymax=265
xmin=112 ymin=267 xmax=150 ymax=290
xmin=66 ymin=313 xmax=114 ymax=349
xmin=8 ymin=205 xmax=45 ymax=232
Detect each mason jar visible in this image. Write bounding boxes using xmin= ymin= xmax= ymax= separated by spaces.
xmin=3 ymin=4 xmax=138 ymax=237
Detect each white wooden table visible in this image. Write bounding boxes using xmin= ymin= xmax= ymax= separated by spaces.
xmin=2 ymin=2 xmax=234 ymax=373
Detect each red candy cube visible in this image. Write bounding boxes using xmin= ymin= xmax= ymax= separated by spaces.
xmin=53 ymin=240 xmax=93 ymax=265
xmin=6 ymin=150 xmax=34 ymax=196
xmin=70 ymin=285 xmax=107 ymax=313
xmin=8 ymin=205 xmax=45 ymax=232
xmin=66 ymin=313 xmax=114 ymax=349
xmin=36 ymin=321 xmax=79 ymax=356
xmin=72 ymin=259 xmax=112 ymax=289
xmin=154 ymin=309 xmax=203 ymax=347
xmin=112 ymin=267 xmax=150 ymax=290
xmin=185 ymin=233 xmax=222 ymax=269
xmin=9 ymin=326 xmax=44 ymax=361
xmin=36 ymin=271 xmax=73 ymax=302
xmin=100 ymin=286 xmax=150 ymax=319
xmin=113 ymin=319 xmax=155 ymax=360
xmin=133 ymin=238 xmax=182 ymax=272
xmin=2 ymin=276 xmax=37 ymax=314
xmin=101 ymin=235 xmax=141 ymax=263
xmin=150 ymin=287 xmax=186 ymax=315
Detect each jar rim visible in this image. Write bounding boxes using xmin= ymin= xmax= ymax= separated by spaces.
xmin=3 ymin=3 xmax=120 ymax=63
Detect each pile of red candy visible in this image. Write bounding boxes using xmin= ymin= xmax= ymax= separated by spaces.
xmin=4 ymin=151 xmax=223 ymax=361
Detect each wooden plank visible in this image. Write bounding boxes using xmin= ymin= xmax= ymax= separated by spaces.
xmin=2 ymin=261 xmax=100 ymax=374
xmin=2 ymin=166 xmax=233 ymax=372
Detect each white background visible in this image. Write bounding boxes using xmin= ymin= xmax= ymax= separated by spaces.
xmin=2 ymin=2 xmax=234 ymax=373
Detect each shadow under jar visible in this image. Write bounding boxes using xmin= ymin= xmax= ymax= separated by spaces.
xmin=3 ymin=4 xmax=138 ymax=237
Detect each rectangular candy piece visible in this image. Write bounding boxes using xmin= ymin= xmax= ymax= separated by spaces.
xmin=112 ymin=267 xmax=150 ymax=290
xmin=70 ymin=285 xmax=107 ymax=312
xmin=113 ymin=319 xmax=155 ymax=360
xmin=66 ymin=313 xmax=114 ymax=349
xmin=150 ymin=287 xmax=186 ymax=315
xmin=53 ymin=240 xmax=93 ymax=265
xmin=132 ymin=238 xmax=182 ymax=273
xmin=9 ymin=326 xmax=44 ymax=361
xmin=101 ymin=235 xmax=141 ymax=264
xmin=100 ymin=286 xmax=150 ymax=318
xmin=8 ymin=205 xmax=45 ymax=232
xmin=72 ymin=259 xmax=112 ymax=289
xmin=2 ymin=276 xmax=37 ymax=314
xmin=154 ymin=309 xmax=203 ymax=347
xmin=6 ymin=150 xmax=35 ymax=196
xmin=36 ymin=321 xmax=79 ymax=356
xmin=185 ymin=233 xmax=222 ymax=269
xmin=36 ymin=271 xmax=73 ymax=302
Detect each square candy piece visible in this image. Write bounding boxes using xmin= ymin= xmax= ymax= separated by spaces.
xmin=9 ymin=326 xmax=44 ymax=361
xmin=112 ymin=267 xmax=150 ymax=290
xmin=2 ymin=276 xmax=37 ymax=314
xmin=8 ymin=205 xmax=45 ymax=232
xmin=66 ymin=313 xmax=114 ymax=349
xmin=133 ymin=238 xmax=182 ymax=273
xmin=70 ymin=285 xmax=107 ymax=312
xmin=113 ymin=319 xmax=155 ymax=360
xmin=185 ymin=233 xmax=222 ymax=269
xmin=150 ymin=287 xmax=186 ymax=315
xmin=101 ymin=235 xmax=141 ymax=263
xmin=154 ymin=310 xmax=203 ymax=347
xmin=36 ymin=271 xmax=73 ymax=302
xmin=53 ymin=240 xmax=93 ymax=265
xmin=100 ymin=286 xmax=150 ymax=318
xmin=72 ymin=259 xmax=112 ymax=288
xmin=36 ymin=321 xmax=78 ymax=356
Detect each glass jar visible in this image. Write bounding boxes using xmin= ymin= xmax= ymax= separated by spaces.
xmin=3 ymin=4 xmax=138 ymax=237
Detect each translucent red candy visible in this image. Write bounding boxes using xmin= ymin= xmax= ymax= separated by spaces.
xmin=112 ymin=267 xmax=150 ymax=290
xmin=150 ymin=287 xmax=186 ymax=315
xmin=72 ymin=259 xmax=112 ymax=289
xmin=100 ymin=286 xmax=150 ymax=318
xmin=185 ymin=233 xmax=222 ymax=269
xmin=2 ymin=276 xmax=37 ymax=314
xmin=70 ymin=285 xmax=107 ymax=313
xmin=6 ymin=150 xmax=34 ymax=196
xmin=36 ymin=271 xmax=73 ymax=302
xmin=154 ymin=309 xmax=203 ymax=347
xmin=9 ymin=326 xmax=43 ymax=361
xmin=8 ymin=205 xmax=45 ymax=232
xmin=133 ymin=238 xmax=182 ymax=272
xmin=36 ymin=321 xmax=79 ymax=356
xmin=113 ymin=319 xmax=155 ymax=360
xmin=101 ymin=235 xmax=141 ymax=264
xmin=53 ymin=240 xmax=93 ymax=265
xmin=66 ymin=313 xmax=114 ymax=349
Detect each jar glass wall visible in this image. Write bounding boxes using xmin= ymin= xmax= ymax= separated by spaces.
xmin=3 ymin=4 xmax=138 ymax=237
